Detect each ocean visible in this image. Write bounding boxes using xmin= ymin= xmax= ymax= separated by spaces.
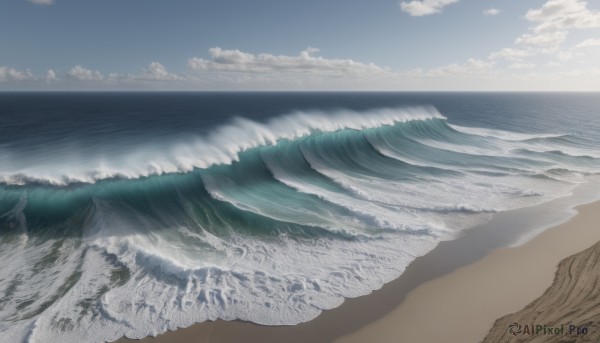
xmin=1 ymin=92 xmax=599 ymax=342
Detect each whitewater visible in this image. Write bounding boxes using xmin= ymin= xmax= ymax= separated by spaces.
xmin=1 ymin=93 xmax=599 ymax=343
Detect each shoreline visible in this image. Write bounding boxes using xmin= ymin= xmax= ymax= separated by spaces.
xmin=115 ymin=196 xmax=600 ymax=343
xmin=335 ymin=200 xmax=600 ymax=343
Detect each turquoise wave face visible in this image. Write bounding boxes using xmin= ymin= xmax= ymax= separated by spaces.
xmin=1 ymin=109 xmax=600 ymax=342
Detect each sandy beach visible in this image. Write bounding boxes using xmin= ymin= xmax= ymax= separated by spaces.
xmin=115 ymin=200 xmax=600 ymax=343
xmin=483 ymin=239 xmax=600 ymax=343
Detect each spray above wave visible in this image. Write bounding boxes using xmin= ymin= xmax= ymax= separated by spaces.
xmin=0 ymin=106 xmax=443 ymax=186
xmin=1 ymin=104 xmax=600 ymax=343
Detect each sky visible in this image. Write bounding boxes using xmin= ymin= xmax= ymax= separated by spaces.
xmin=1 ymin=0 xmax=599 ymax=91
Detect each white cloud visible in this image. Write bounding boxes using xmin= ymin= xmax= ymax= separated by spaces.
xmin=188 ymin=47 xmax=387 ymax=76
xmin=424 ymin=58 xmax=494 ymax=77
xmin=399 ymin=0 xmax=459 ymax=17
xmin=489 ymin=48 xmax=532 ymax=61
xmin=1 ymin=62 xmax=183 ymax=89
xmin=494 ymin=0 xmax=600 ymax=67
xmin=554 ymin=68 xmax=600 ymax=77
xmin=137 ymin=62 xmax=181 ymax=81
xmin=483 ymin=8 xmax=501 ymax=16
xmin=103 ymin=62 xmax=183 ymax=84
xmin=556 ymin=50 xmax=585 ymax=61
xmin=509 ymin=62 xmax=536 ymax=70
xmin=525 ymin=0 xmax=600 ymax=32
xmin=515 ymin=31 xmax=567 ymax=47
xmin=45 ymin=69 xmax=58 ymax=82
xmin=0 ymin=66 xmax=34 ymax=82
xmin=485 ymin=0 xmax=600 ymax=71
xmin=574 ymin=38 xmax=600 ymax=48
xmin=557 ymin=51 xmax=574 ymax=61
xmin=67 ymin=65 xmax=104 ymax=81
xmin=28 ymin=0 xmax=53 ymax=4
xmin=188 ymin=48 xmax=501 ymax=89
xmin=0 ymin=36 xmax=598 ymax=91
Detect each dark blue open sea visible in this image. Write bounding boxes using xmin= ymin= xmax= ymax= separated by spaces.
xmin=1 ymin=92 xmax=599 ymax=342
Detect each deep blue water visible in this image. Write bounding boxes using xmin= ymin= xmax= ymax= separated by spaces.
xmin=0 ymin=92 xmax=599 ymax=342
xmin=2 ymin=92 xmax=599 ymax=148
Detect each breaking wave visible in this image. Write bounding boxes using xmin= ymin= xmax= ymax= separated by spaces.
xmin=1 ymin=106 xmax=599 ymax=342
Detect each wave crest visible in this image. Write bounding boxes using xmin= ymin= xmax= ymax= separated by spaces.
xmin=0 ymin=106 xmax=444 ymax=186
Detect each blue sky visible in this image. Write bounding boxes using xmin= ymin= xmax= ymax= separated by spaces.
xmin=1 ymin=0 xmax=599 ymax=90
